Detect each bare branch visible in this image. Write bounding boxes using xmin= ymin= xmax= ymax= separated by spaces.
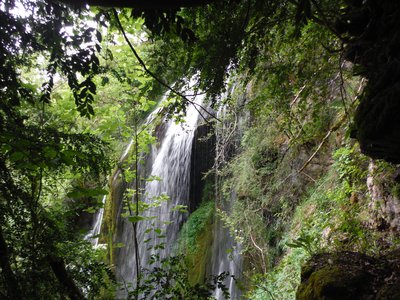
xmin=298 ymin=113 xmax=346 ymax=173
xmin=112 ymin=9 xmax=221 ymax=123
xmin=249 ymin=233 xmax=267 ymax=274
xmin=298 ymin=78 xmax=365 ymax=174
xmin=290 ymin=85 xmax=306 ymax=107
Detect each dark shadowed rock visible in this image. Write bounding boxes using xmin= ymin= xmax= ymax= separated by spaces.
xmin=338 ymin=1 xmax=400 ymax=163
xmin=297 ymin=251 xmax=400 ymax=300
xmin=189 ymin=123 xmax=215 ymax=212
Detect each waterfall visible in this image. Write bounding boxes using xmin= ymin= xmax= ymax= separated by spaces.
xmin=210 ymin=89 xmax=246 ymax=300
xmin=211 ymin=193 xmax=243 ymax=300
xmin=85 ymin=195 xmax=106 ymax=247
xmin=97 ymin=82 xmax=246 ymax=299
xmin=114 ymin=92 xmax=206 ymax=296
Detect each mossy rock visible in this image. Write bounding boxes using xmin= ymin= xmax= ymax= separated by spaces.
xmin=297 ymin=251 xmax=400 ymax=300
xmin=297 ymin=265 xmax=373 ymax=299
xmin=186 ymin=222 xmax=213 ymax=285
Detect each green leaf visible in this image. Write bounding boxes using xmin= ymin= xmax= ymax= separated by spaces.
xmin=10 ymin=152 xmax=24 ymax=162
xmin=113 ymin=243 xmax=125 ymax=248
xmin=172 ymin=204 xmax=188 ymax=213
xmin=101 ymin=76 xmax=109 ymax=85
xmin=87 ymin=104 xmax=95 ymax=116
xmin=60 ymin=149 xmax=75 ymax=165
xmin=43 ymin=146 xmax=57 ymax=159
xmin=96 ymin=30 xmax=102 ymax=43
xmin=154 ymin=244 xmax=165 ymax=250
xmin=1 ymin=144 xmax=12 ymax=153
xmin=128 ymin=215 xmax=145 ymax=223
xmin=84 ymin=206 xmax=97 ymax=213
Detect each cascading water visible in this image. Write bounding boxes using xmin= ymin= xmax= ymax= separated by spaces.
xmin=210 ymin=88 xmax=246 ymax=300
xmin=85 ymin=195 xmax=106 ymax=247
xmin=114 ymin=92 xmax=206 ymax=296
xmin=90 ymin=82 xmax=246 ymax=299
xmin=211 ymin=193 xmax=243 ymax=300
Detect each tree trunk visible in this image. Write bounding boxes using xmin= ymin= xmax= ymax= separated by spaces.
xmin=48 ymin=256 xmax=85 ymax=300
xmin=0 ymin=226 xmax=21 ymax=300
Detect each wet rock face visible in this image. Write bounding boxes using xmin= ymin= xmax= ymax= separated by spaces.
xmin=367 ymin=161 xmax=400 ymax=231
xmin=189 ymin=123 xmax=215 ymax=213
xmin=297 ymin=251 xmax=400 ymax=300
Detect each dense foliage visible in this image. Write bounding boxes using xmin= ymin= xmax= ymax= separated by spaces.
xmin=2 ymin=0 xmax=400 ymax=299
xmin=0 ymin=1 xmax=114 ymax=298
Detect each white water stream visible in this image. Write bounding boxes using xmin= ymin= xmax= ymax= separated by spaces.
xmin=85 ymin=195 xmax=106 ymax=247
xmin=115 ymin=93 xmax=205 ymax=297
xmin=211 ymin=98 xmax=244 ymax=300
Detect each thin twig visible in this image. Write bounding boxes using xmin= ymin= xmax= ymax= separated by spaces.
xmin=290 ymin=85 xmax=306 ymax=107
xmin=300 ymin=170 xmax=317 ymax=183
xmin=112 ymin=9 xmax=220 ymax=123
xmin=213 ymin=106 xmax=238 ymax=170
xmin=310 ymin=0 xmax=344 ymax=40
xmin=298 ymin=77 xmax=365 ymax=174
xmin=298 ymin=113 xmax=346 ymax=173
xmin=249 ymin=233 xmax=267 ymax=274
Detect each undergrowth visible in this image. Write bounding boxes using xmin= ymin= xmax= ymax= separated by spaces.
xmin=247 ymin=142 xmax=400 ymax=299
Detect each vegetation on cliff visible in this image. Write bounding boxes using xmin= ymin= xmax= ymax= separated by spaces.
xmin=1 ymin=0 xmax=400 ymax=299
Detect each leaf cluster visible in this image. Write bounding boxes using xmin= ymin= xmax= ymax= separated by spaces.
xmin=0 ymin=1 xmax=114 ymax=298
xmin=128 ymin=254 xmax=231 ymax=300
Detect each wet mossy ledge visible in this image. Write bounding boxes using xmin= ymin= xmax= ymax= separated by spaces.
xmin=297 ymin=250 xmax=400 ymax=300
xmin=177 ymin=200 xmax=214 ymax=285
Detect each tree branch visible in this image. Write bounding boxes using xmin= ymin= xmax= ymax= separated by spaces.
xmin=112 ymin=9 xmax=221 ymax=123
xmin=249 ymin=233 xmax=267 ymax=274
xmin=298 ymin=113 xmax=346 ymax=173
xmin=298 ymin=78 xmax=365 ymax=173
xmin=48 ymin=256 xmax=85 ymax=300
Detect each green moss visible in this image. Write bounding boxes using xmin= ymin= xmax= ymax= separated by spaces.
xmin=298 ymin=262 xmax=376 ymax=300
xmin=295 ymin=249 xmax=400 ymax=300
xmin=297 ymin=266 xmax=338 ymax=300
xmin=298 ymin=266 xmax=347 ymax=300
xmin=177 ymin=200 xmax=214 ymax=285
xmin=101 ymin=168 xmax=124 ymax=265
xmin=186 ymin=222 xmax=214 ymax=285
xmin=179 ymin=201 xmax=214 ymax=253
